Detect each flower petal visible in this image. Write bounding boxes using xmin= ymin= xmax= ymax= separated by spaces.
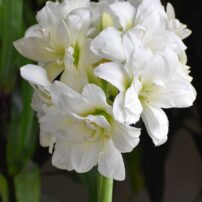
xmin=143 ymin=48 xmax=178 ymax=86
xmin=94 ymin=62 xmax=128 ymax=91
xmin=90 ymin=27 xmax=125 ymax=61
xmin=51 ymin=20 xmax=71 ymax=48
xmin=14 ymin=37 xmax=58 ymax=62
xmin=166 ymin=3 xmax=175 ymax=20
xmin=153 ymin=76 xmax=196 ymax=108
xmin=125 ymin=85 xmax=143 ymax=116
xmin=36 ymin=1 xmax=63 ymax=27
xmin=61 ymin=66 xmax=88 ymax=92
xmin=142 ymin=105 xmax=168 ymax=146
xmin=73 ymin=114 xmax=111 ymax=129
xmin=71 ymin=140 xmax=100 ymax=173
xmin=52 ymin=141 xmax=73 ymax=170
xmin=66 ymin=8 xmax=91 ymax=44
xmin=108 ymin=1 xmax=135 ymax=31
xmin=123 ymin=25 xmax=148 ymax=60
xmin=20 ymin=65 xmax=50 ymax=87
xmin=98 ymin=140 xmax=125 ymax=181
xmin=44 ymin=62 xmax=64 ymax=81
xmin=50 ymin=81 xmax=83 ymax=111
xmin=82 ymin=84 xmax=110 ymax=110
xmin=111 ymin=122 xmax=140 ymax=153
xmin=113 ymin=91 xmax=141 ymax=125
xmin=79 ymin=39 xmax=101 ymax=68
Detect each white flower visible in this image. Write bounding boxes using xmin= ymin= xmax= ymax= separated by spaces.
xmin=94 ymin=42 xmax=196 ymax=145
xmin=166 ymin=2 xmax=191 ymax=40
xmin=15 ymin=0 xmax=196 ymax=180
xmin=40 ymin=82 xmax=140 ymax=180
xmin=91 ymin=0 xmax=186 ymax=62
xmin=14 ymin=1 xmax=99 ymax=89
xmin=36 ymin=0 xmax=90 ymax=28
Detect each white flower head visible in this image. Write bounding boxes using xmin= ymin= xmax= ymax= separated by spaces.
xmin=15 ymin=0 xmax=196 ymax=181
xmin=14 ymin=0 xmax=99 ymax=86
xmin=94 ymin=40 xmax=196 ymax=146
xmin=40 ymin=82 xmax=140 ymax=180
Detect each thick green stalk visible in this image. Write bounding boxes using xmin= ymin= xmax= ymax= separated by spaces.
xmin=97 ymin=173 xmax=113 ymax=202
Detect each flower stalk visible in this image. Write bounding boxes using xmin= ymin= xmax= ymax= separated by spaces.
xmin=98 ymin=173 xmax=113 ymax=202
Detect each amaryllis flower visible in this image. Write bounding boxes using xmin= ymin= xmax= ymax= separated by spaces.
xmin=20 ymin=63 xmax=140 ymax=180
xmin=14 ymin=0 xmax=99 ymax=90
xmin=94 ymin=38 xmax=196 ymax=145
xmin=15 ymin=0 xmax=196 ymax=185
xmin=40 ymin=82 xmax=140 ymax=180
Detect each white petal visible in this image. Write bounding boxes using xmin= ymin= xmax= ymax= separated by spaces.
xmin=25 ymin=24 xmax=43 ymax=38
xmin=108 ymin=1 xmax=135 ymax=31
xmin=82 ymin=84 xmax=110 ymax=109
xmin=39 ymin=131 xmax=55 ymax=148
xmin=98 ymin=140 xmax=125 ymax=181
xmin=94 ymin=62 xmax=128 ymax=91
xmin=123 ymin=25 xmax=148 ymax=60
xmin=142 ymin=105 xmax=168 ymax=146
xmin=44 ymin=62 xmax=63 ymax=81
xmin=50 ymin=81 xmax=84 ymax=112
xmin=52 ymin=141 xmax=73 ymax=170
xmin=14 ymin=37 xmax=58 ymax=62
xmin=66 ymin=8 xmax=91 ymax=44
xmin=40 ymin=111 xmax=68 ymax=137
xmin=90 ymin=27 xmax=125 ymax=61
xmin=74 ymin=114 xmax=111 ymax=129
xmin=71 ymin=141 xmax=100 ymax=173
xmin=63 ymin=0 xmax=90 ymax=13
xmin=151 ymin=30 xmax=186 ymax=54
xmin=143 ymin=48 xmax=178 ymax=85
xmin=20 ymin=65 xmax=50 ymax=87
xmin=111 ymin=122 xmax=140 ymax=153
xmin=51 ymin=20 xmax=71 ymax=48
xmin=166 ymin=3 xmax=175 ymax=19
xmin=79 ymin=39 xmax=101 ymax=67
xmin=113 ymin=92 xmax=126 ymax=123
xmin=61 ymin=66 xmax=88 ymax=92
xmin=153 ymin=76 xmax=196 ymax=108
xmin=113 ymin=91 xmax=141 ymax=125
xmin=36 ymin=1 xmax=63 ymax=27
xmin=125 ymin=85 xmax=143 ymax=115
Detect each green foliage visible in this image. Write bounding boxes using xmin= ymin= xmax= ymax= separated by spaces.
xmin=0 ymin=0 xmax=23 ymax=90
xmin=7 ymin=80 xmax=38 ymax=176
xmin=79 ymin=168 xmax=98 ymax=202
xmin=0 ymin=174 xmax=9 ymax=202
xmin=14 ymin=163 xmax=41 ymax=202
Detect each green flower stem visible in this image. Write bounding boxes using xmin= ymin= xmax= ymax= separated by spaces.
xmin=97 ymin=173 xmax=113 ymax=202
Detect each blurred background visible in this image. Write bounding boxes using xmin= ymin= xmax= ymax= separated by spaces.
xmin=0 ymin=0 xmax=202 ymax=201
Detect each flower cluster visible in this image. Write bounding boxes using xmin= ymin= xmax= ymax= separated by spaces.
xmin=14 ymin=0 xmax=196 ymax=180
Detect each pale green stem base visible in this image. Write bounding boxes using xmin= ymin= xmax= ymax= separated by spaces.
xmin=97 ymin=173 xmax=113 ymax=202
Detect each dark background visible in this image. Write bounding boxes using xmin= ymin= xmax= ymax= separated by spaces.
xmin=0 ymin=0 xmax=202 ymax=201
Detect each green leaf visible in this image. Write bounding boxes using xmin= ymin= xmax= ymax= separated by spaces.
xmin=14 ymin=163 xmax=40 ymax=202
xmin=79 ymin=168 xmax=98 ymax=202
xmin=0 ymin=0 xmax=23 ymax=89
xmin=0 ymin=174 xmax=9 ymax=202
xmin=7 ymin=79 xmax=38 ymax=175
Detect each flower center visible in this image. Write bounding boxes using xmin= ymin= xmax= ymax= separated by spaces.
xmin=73 ymin=42 xmax=80 ymax=67
xmin=139 ymin=81 xmax=155 ymax=104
